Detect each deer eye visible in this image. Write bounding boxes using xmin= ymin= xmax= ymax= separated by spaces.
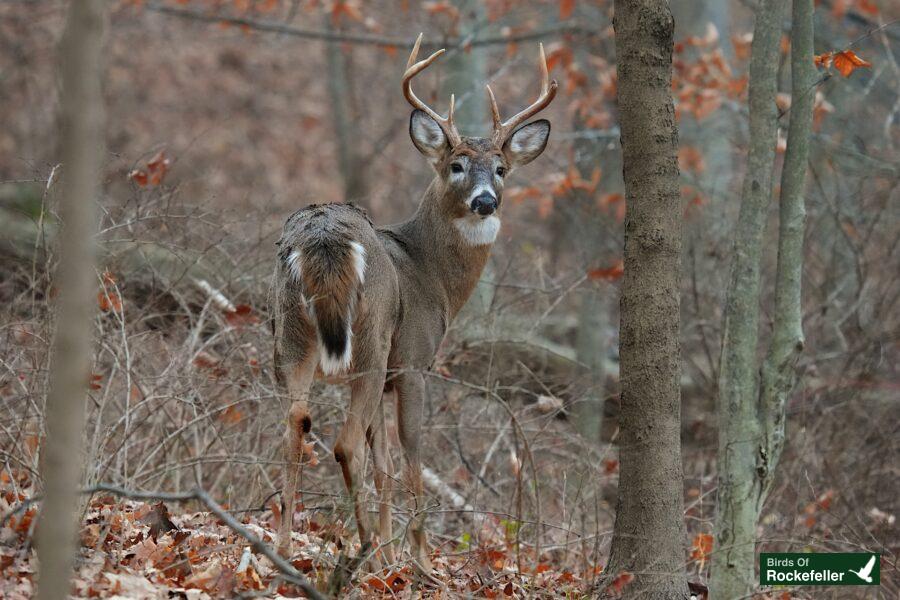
xmin=450 ymin=163 xmax=464 ymax=174
xmin=496 ymin=166 xmax=506 ymax=177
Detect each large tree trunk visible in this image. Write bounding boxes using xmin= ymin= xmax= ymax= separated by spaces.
xmin=710 ymin=0 xmax=812 ymax=596
xmin=35 ymin=2 xmax=107 ymax=599
xmin=605 ymin=1 xmax=689 ymax=598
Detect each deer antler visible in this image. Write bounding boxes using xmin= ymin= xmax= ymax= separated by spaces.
xmin=402 ymin=33 xmax=462 ymax=148
xmin=487 ymin=43 xmax=558 ymax=145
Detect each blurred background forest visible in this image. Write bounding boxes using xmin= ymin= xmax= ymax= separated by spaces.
xmin=0 ymin=0 xmax=898 ymax=597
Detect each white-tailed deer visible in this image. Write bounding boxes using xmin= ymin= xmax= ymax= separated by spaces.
xmin=270 ymin=34 xmax=557 ymax=571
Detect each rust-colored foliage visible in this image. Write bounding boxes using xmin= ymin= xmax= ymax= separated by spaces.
xmin=609 ymin=571 xmax=634 ymax=594
xmin=815 ymin=50 xmax=872 ymax=77
xmin=690 ymin=532 xmax=714 ymax=562
xmin=587 ymin=260 xmax=624 ymax=282
xmin=129 ymin=150 xmax=171 ymax=187
xmin=224 ymin=304 xmax=260 ymax=328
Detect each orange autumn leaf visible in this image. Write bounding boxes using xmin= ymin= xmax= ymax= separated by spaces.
xmin=129 ymin=151 xmax=170 ymax=187
xmin=814 ymin=51 xmax=833 ymax=69
xmin=587 ymin=261 xmax=624 ymax=282
xmin=545 ymin=44 xmax=574 ymax=72
xmin=146 ymin=150 xmax=170 ymax=185
xmin=599 ymin=192 xmax=623 ymax=208
xmin=424 ymin=1 xmax=459 ymax=19
xmin=98 ymin=290 xmax=123 ymax=313
xmin=225 ymin=304 xmax=260 ymax=328
xmin=557 ymin=570 xmax=576 ymax=583
xmin=731 ymin=32 xmax=752 ymax=61
xmin=559 ymin=0 xmax=575 ymax=20
xmin=505 ymin=186 xmax=544 ymax=204
xmin=603 ymin=458 xmax=619 ymax=474
xmin=331 ymin=1 xmax=363 ymax=24
xmin=366 ymin=570 xmax=407 ymax=593
xmin=129 ymin=169 xmax=149 ymax=186
xmin=303 ymin=441 xmax=319 ymax=467
xmin=831 ymin=0 xmax=850 ymax=18
xmin=856 ymin=0 xmax=879 ymax=15
xmin=536 ymin=196 xmax=554 ymax=219
xmin=88 ymin=373 xmax=103 ymax=391
xmin=726 ymin=75 xmax=748 ymax=98
xmin=833 ymin=50 xmax=871 ymax=77
xmin=816 ymin=489 xmax=835 ymax=511
xmin=690 ymin=532 xmax=714 ymax=561
xmin=610 ymin=571 xmax=634 ymax=594
xmin=219 ymin=405 xmax=245 ymax=425
xmin=678 ymin=146 xmax=706 ymax=174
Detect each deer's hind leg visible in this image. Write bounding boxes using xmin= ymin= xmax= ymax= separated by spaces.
xmin=275 ymin=339 xmax=318 ymax=558
xmin=367 ymin=399 xmax=395 ymax=564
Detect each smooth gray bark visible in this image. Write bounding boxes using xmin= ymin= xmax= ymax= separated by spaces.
xmin=710 ymin=0 xmax=812 ymax=597
xmin=35 ymin=1 xmax=106 ymax=599
xmin=605 ymin=1 xmax=689 ymax=597
xmin=758 ymin=0 xmax=814 ymax=500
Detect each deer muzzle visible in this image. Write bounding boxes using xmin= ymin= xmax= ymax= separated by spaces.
xmin=470 ymin=192 xmax=498 ymax=216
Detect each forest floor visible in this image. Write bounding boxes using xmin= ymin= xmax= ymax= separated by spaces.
xmin=0 ymin=481 xmax=613 ymax=599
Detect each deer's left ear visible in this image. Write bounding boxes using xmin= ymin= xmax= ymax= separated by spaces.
xmin=502 ymin=119 xmax=551 ymax=169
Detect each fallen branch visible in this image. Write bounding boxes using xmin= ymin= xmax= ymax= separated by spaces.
xmin=421 ymin=466 xmax=473 ymax=512
xmin=2 ymin=483 xmax=327 ymax=600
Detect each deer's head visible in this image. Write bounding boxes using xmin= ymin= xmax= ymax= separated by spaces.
xmin=402 ymin=34 xmax=557 ymax=245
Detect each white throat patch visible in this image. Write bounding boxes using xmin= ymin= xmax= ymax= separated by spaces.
xmin=453 ymin=215 xmax=501 ymax=246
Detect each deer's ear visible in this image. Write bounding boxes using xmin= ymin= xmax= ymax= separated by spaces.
xmin=410 ymin=110 xmax=448 ymax=163
xmin=503 ymin=119 xmax=550 ymax=169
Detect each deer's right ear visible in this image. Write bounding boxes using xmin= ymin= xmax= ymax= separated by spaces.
xmin=410 ymin=110 xmax=449 ymax=164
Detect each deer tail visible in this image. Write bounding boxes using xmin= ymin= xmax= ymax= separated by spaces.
xmin=284 ymin=239 xmax=366 ymax=375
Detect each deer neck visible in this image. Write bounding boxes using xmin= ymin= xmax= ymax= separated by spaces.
xmin=404 ymin=178 xmax=494 ymax=317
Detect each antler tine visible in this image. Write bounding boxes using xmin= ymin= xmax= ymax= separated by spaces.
xmin=491 ymin=42 xmax=559 ymax=144
xmin=485 ymin=84 xmax=502 ymax=130
xmin=402 ymin=33 xmax=462 ymax=147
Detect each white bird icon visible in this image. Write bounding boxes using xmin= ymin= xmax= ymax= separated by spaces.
xmin=848 ymin=555 xmax=876 ymax=583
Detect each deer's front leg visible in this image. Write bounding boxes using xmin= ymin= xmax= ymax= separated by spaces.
xmin=395 ymin=371 xmax=433 ymax=572
xmin=333 ymin=348 xmax=389 ymax=570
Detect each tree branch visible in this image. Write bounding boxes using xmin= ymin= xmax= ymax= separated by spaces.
xmin=141 ymin=2 xmax=593 ymax=50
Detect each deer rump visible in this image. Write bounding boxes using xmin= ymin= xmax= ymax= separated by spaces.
xmin=277 ymin=204 xmax=370 ymax=375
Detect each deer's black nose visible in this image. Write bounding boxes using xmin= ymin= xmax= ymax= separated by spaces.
xmin=471 ymin=193 xmax=498 ymax=216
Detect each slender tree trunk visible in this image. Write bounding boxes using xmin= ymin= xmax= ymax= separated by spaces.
xmin=324 ymin=17 xmax=366 ymax=202
xmin=451 ymin=3 xmax=496 ymax=329
xmin=605 ymin=1 xmax=689 ymax=597
xmin=441 ymin=1 xmax=488 ymax=136
xmin=759 ymin=0 xmax=813 ymax=498
xmin=710 ymin=0 xmax=812 ymax=597
xmin=572 ymin=108 xmax=609 ymax=442
xmin=35 ymin=2 xmax=106 ymax=599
